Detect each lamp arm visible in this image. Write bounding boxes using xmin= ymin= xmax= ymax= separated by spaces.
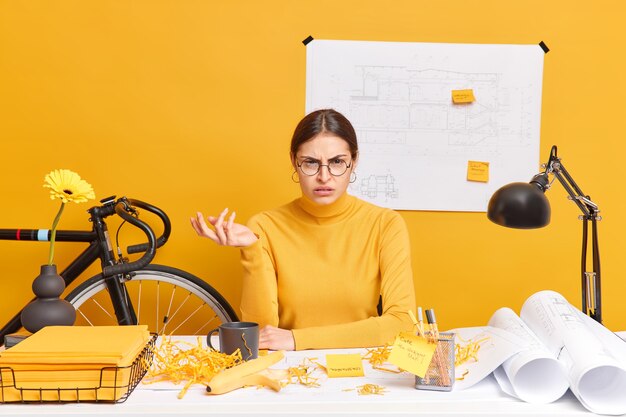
xmin=590 ymin=217 xmax=602 ymax=322
xmin=545 ymin=147 xmax=602 ymax=323
xmin=578 ymin=214 xmax=602 ymax=323
xmin=549 ymin=161 xmax=599 ymax=219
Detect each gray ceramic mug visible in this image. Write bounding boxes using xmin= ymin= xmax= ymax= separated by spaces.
xmin=207 ymin=321 xmax=259 ymax=361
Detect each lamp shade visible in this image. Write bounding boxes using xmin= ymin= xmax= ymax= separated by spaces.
xmin=487 ymin=182 xmax=551 ymax=229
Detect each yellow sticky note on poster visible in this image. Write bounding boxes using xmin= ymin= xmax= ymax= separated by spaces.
xmin=326 ymin=354 xmax=365 ymax=378
xmin=467 ymin=161 xmax=489 ymax=182
xmin=388 ymin=332 xmax=437 ymax=378
xmin=452 ymin=89 xmax=475 ymax=103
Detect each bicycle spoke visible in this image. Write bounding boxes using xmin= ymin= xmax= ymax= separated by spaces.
xmin=160 ymin=285 xmax=178 ymax=336
xmin=168 ymin=303 xmax=206 ymax=335
xmin=161 ymin=292 xmax=192 ymax=330
xmin=76 ymin=309 xmax=95 ymax=326
xmin=192 ymin=313 xmax=219 ymax=335
xmin=136 ymin=280 xmax=142 ymax=325
xmin=156 ymin=281 xmax=160 ymax=334
xmin=90 ymin=298 xmax=116 ymax=319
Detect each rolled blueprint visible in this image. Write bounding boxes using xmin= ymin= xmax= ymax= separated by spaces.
xmin=521 ymin=290 xmax=626 ymax=415
xmin=488 ymin=307 xmax=569 ymax=403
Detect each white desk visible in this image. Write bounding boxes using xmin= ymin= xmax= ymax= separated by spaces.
xmin=0 ymin=346 xmax=598 ymax=417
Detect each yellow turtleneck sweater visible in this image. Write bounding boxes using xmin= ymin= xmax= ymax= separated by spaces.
xmin=240 ymin=193 xmax=416 ymax=350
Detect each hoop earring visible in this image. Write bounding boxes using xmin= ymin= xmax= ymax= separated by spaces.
xmin=291 ymin=171 xmax=300 ymax=183
xmin=350 ymin=172 xmax=357 ymax=183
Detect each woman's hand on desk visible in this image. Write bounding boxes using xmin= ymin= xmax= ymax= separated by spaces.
xmin=190 ymin=209 xmax=258 ymax=247
xmin=259 ymin=325 xmax=295 ymax=351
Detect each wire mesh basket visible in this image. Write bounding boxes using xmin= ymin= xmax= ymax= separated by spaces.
xmin=415 ymin=332 xmax=455 ymax=391
xmin=0 ymin=333 xmax=157 ymax=403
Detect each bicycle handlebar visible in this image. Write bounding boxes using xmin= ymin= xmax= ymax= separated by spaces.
xmin=126 ymin=199 xmax=171 ymax=254
xmin=101 ymin=198 xmax=171 ymax=277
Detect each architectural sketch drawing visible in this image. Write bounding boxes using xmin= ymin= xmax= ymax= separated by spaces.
xmin=359 ymin=173 xmax=399 ymax=201
xmin=306 ymin=40 xmax=544 ymax=211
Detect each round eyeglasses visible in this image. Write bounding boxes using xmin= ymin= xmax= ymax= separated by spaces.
xmin=297 ymin=159 xmax=352 ymax=176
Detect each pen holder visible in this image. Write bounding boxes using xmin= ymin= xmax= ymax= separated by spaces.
xmin=415 ymin=332 xmax=455 ymax=392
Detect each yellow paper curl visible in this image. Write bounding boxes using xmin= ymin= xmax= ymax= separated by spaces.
xmin=143 ymin=336 xmax=242 ymax=398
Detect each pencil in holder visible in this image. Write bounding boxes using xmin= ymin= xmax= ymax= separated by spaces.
xmin=415 ymin=332 xmax=455 ymax=391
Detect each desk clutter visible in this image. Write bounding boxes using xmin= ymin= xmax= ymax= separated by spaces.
xmin=1 ymin=290 xmax=626 ymax=416
xmin=0 ymin=325 xmax=154 ymax=403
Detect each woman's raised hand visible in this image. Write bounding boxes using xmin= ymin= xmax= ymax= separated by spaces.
xmin=190 ymin=209 xmax=258 ymax=247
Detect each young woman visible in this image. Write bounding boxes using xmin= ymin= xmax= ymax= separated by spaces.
xmin=191 ymin=109 xmax=416 ymax=350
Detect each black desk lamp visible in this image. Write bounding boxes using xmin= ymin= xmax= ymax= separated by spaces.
xmin=487 ymin=145 xmax=602 ymax=323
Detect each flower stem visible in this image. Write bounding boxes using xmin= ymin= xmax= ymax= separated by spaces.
xmin=48 ymin=202 xmax=65 ymax=265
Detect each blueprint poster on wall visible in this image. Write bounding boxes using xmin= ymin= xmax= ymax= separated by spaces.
xmin=305 ymin=40 xmax=545 ymax=212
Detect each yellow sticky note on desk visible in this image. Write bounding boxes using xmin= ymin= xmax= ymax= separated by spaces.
xmin=467 ymin=161 xmax=489 ymax=182
xmin=452 ymin=89 xmax=475 ymax=103
xmin=388 ymin=332 xmax=437 ymax=378
xmin=325 ymin=354 xmax=364 ymax=378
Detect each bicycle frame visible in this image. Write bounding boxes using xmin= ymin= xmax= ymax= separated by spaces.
xmin=0 ymin=196 xmax=169 ymax=344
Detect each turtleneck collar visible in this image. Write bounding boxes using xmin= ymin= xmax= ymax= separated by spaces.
xmin=295 ymin=192 xmax=355 ymax=223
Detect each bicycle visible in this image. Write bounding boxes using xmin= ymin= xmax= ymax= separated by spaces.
xmin=0 ymin=195 xmax=239 ymax=346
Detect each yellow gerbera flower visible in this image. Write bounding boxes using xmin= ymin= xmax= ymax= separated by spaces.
xmin=43 ymin=169 xmax=95 ymax=203
xmin=43 ymin=169 xmax=95 ymax=265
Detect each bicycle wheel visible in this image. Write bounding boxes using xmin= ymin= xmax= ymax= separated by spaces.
xmin=65 ymin=264 xmax=239 ymax=336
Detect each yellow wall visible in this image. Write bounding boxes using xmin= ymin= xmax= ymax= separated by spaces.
xmin=1 ymin=0 xmax=625 ymax=332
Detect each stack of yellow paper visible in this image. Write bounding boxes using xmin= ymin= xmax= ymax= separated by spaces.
xmin=0 ymin=325 xmax=150 ymax=402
